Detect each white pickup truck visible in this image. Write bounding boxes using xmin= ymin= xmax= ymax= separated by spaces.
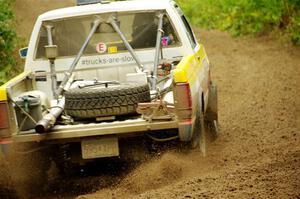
xmin=0 ymin=0 xmax=218 ymax=174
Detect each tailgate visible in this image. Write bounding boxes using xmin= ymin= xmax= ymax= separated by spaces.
xmin=13 ymin=118 xmax=178 ymax=143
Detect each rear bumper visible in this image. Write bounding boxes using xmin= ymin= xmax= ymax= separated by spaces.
xmin=12 ymin=118 xmax=179 ymax=143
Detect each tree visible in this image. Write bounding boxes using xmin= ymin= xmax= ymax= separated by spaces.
xmin=0 ymin=0 xmax=16 ymax=85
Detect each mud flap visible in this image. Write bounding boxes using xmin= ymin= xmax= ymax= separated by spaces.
xmin=205 ymin=83 xmax=218 ymax=122
xmin=190 ymin=105 xmax=207 ymax=157
xmin=205 ymin=82 xmax=219 ymax=139
xmin=178 ymin=120 xmax=193 ymax=142
xmin=0 ymin=138 xmax=12 ymax=158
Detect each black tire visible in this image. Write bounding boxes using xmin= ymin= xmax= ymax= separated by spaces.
xmin=65 ymin=83 xmax=151 ymax=119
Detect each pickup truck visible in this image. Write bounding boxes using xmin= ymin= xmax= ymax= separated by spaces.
xmin=0 ymin=0 xmax=218 ymax=175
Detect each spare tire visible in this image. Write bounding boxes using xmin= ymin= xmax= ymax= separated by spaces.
xmin=65 ymin=83 xmax=151 ymax=119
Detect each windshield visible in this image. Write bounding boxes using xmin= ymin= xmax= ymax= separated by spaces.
xmin=35 ymin=11 xmax=180 ymax=59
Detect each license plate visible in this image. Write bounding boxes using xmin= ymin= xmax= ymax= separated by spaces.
xmin=81 ymin=137 xmax=119 ymax=159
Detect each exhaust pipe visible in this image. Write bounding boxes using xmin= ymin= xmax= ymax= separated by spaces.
xmin=35 ymin=98 xmax=65 ymax=134
xmin=35 ymin=74 xmax=73 ymax=134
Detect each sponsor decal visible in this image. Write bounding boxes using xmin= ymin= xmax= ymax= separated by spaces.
xmin=81 ymin=55 xmax=134 ymax=66
xmin=96 ymin=42 xmax=107 ymax=54
xmin=108 ymin=46 xmax=118 ymax=54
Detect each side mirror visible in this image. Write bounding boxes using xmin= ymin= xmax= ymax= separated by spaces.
xmin=19 ymin=47 xmax=28 ymax=59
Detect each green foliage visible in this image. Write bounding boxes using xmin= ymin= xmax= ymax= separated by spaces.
xmin=177 ymin=0 xmax=300 ymax=45
xmin=0 ymin=0 xmax=16 ymax=85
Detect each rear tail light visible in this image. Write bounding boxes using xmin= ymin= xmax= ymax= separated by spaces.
xmin=174 ymin=82 xmax=192 ymax=119
xmin=174 ymin=82 xmax=192 ymax=108
xmin=0 ymin=101 xmax=10 ymax=130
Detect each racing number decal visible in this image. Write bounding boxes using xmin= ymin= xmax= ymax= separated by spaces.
xmin=96 ymin=42 xmax=107 ymax=54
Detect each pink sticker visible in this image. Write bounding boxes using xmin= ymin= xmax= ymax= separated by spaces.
xmin=96 ymin=42 xmax=107 ymax=54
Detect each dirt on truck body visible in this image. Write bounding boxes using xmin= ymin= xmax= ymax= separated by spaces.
xmin=0 ymin=0 xmax=218 ymax=193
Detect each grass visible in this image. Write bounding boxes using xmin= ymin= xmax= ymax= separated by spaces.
xmin=177 ymin=0 xmax=300 ymax=45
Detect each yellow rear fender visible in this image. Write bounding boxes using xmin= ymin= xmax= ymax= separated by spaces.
xmin=0 ymin=71 xmax=32 ymax=101
xmin=174 ymin=44 xmax=209 ymax=85
xmin=173 ymin=45 xmax=210 ymax=141
xmin=173 ymin=44 xmax=210 ymax=106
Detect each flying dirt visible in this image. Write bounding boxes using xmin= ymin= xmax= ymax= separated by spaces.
xmin=0 ymin=1 xmax=299 ymax=199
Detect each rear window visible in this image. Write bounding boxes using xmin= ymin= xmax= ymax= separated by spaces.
xmin=35 ymin=11 xmax=181 ymax=59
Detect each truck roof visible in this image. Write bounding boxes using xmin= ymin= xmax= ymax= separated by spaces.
xmin=38 ymin=0 xmax=173 ymax=21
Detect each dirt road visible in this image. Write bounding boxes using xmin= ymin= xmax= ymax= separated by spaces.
xmin=1 ymin=1 xmax=300 ymax=198
xmin=76 ymin=30 xmax=300 ymax=199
